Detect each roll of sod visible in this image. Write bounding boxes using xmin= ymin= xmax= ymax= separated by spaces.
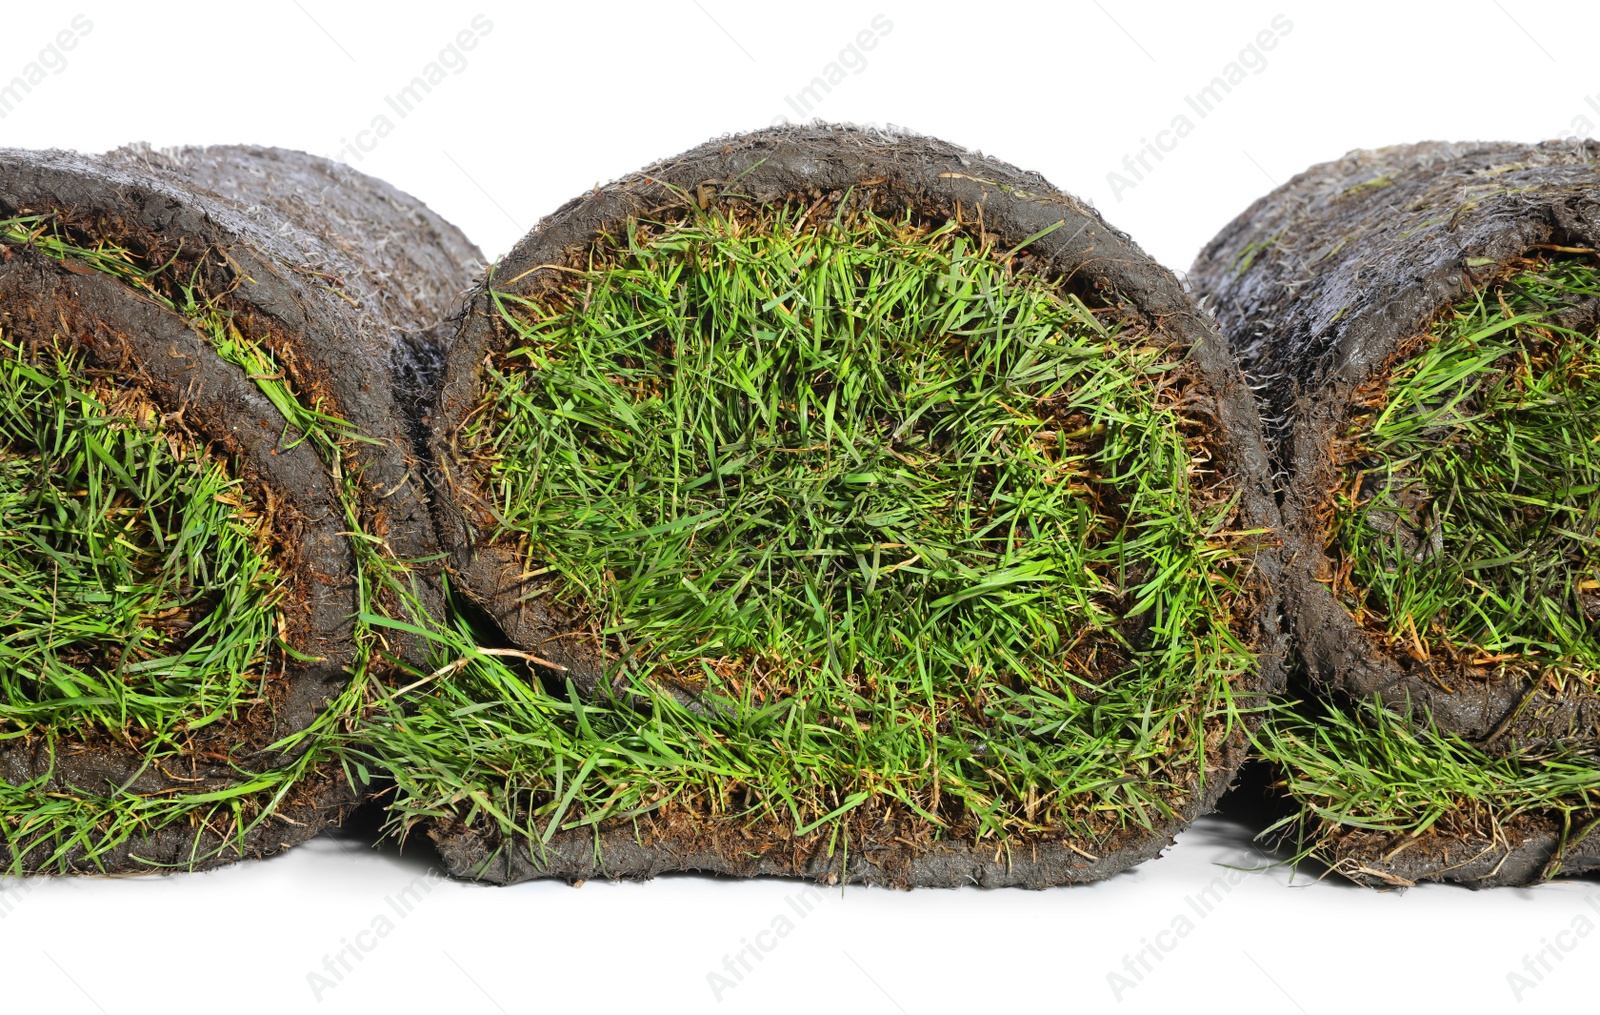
xmin=0 ymin=144 xmax=479 ymax=873
xmin=1192 ymin=140 xmax=1600 ymax=885
xmin=395 ymin=124 xmax=1285 ymax=887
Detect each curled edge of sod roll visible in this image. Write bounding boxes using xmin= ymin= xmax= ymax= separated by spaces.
xmin=0 ymin=144 xmax=479 ymax=874
xmin=396 ymin=124 xmax=1285 ymax=887
xmin=1191 ymin=140 xmax=1600 ymax=886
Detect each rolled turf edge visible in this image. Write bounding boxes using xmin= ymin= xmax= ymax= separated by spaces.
xmin=0 ymin=144 xmax=479 ymax=873
xmin=409 ymin=124 xmax=1287 ymax=887
xmin=1192 ymin=140 xmax=1600 ymax=886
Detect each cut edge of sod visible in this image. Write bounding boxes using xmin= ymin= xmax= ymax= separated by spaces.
xmin=379 ymin=128 xmax=1284 ymax=887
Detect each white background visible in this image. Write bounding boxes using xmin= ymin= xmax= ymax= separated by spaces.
xmin=4 ymin=1 xmax=1600 ymax=1011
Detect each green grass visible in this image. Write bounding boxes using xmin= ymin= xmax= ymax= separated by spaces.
xmin=1332 ymin=258 xmax=1600 ymax=685
xmin=358 ymin=202 xmax=1259 ymax=858
xmin=1255 ymin=697 xmax=1600 ymax=872
xmin=0 ymin=337 xmax=280 ymax=742
xmin=0 ymin=212 xmax=427 ymax=871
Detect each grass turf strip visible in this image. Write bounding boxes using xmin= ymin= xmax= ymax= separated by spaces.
xmin=1256 ymin=697 xmax=1600 ymax=870
xmin=360 ymin=203 xmax=1258 ymax=854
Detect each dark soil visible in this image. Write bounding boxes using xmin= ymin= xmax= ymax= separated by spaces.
xmin=1190 ymin=139 xmax=1600 ymax=886
xmin=1292 ymin=813 xmax=1600 ymax=889
xmin=424 ymin=123 xmax=1286 ymax=886
xmin=0 ymin=144 xmax=479 ymax=874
